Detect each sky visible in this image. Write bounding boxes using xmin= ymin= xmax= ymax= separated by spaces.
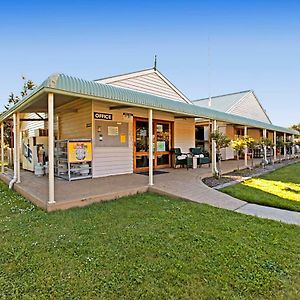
xmin=0 ymin=0 xmax=299 ymax=127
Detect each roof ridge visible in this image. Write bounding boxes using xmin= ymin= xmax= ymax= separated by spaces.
xmin=192 ymin=90 xmax=252 ymax=102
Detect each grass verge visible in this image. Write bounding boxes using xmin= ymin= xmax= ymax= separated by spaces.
xmin=221 ymin=162 xmax=300 ymax=212
xmin=0 ymin=181 xmax=299 ymax=299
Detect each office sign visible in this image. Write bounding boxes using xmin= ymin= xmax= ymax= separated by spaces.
xmin=94 ymin=112 xmax=113 ymax=120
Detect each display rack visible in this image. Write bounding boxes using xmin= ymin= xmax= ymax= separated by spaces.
xmin=55 ymin=139 xmax=93 ymax=181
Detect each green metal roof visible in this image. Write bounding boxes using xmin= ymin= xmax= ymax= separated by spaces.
xmin=0 ymin=73 xmax=297 ymax=135
xmin=193 ymin=91 xmax=251 ymax=112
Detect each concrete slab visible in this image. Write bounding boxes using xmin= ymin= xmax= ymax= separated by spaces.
xmin=236 ymin=203 xmax=300 ymax=225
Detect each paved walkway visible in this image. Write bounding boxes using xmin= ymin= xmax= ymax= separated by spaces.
xmin=1 ymin=159 xmax=300 ymax=225
xmin=151 ymin=164 xmax=300 ymax=226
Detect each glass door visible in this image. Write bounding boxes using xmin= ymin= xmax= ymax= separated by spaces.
xmin=155 ymin=122 xmax=171 ymax=168
xmin=134 ymin=119 xmax=150 ymax=170
xmin=134 ymin=118 xmax=172 ymax=171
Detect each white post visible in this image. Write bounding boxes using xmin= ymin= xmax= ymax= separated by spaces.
xmin=273 ymin=131 xmax=277 ymax=161
xmin=292 ymin=134 xmax=295 ymax=157
xmin=283 ymin=132 xmax=287 ymax=159
xmin=13 ymin=114 xmax=18 ymax=181
xmin=244 ymin=126 xmax=248 ymax=167
xmin=211 ymin=120 xmax=217 ymax=175
xmin=16 ymin=113 xmax=21 ymax=183
xmin=1 ymin=123 xmax=4 ymax=174
xmin=263 ymin=129 xmax=267 ymax=162
xmin=48 ymin=93 xmax=55 ymax=204
xmin=148 ymin=109 xmax=153 ymax=186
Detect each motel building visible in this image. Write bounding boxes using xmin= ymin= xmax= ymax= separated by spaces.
xmin=0 ymin=68 xmax=298 ymax=210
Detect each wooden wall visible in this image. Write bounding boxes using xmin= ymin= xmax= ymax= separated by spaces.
xmin=20 ymin=113 xmax=46 ymax=137
xmin=57 ymin=99 xmax=92 ymax=140
xmin=98 ymin=72 xmax=187 ymax=102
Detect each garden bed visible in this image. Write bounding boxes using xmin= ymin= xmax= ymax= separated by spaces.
xmin=202 ymin=157 xmax=300 ymax=189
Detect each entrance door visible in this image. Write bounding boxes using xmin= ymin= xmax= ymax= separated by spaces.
xmin=134 ymin=118 xmax=172 ymax=171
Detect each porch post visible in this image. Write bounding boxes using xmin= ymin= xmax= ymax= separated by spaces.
xmin=211 ymin=120 xmax=217 ymax=175
xmin=244 ymin=126 xmax=248 ymax=167
xmin=148 ymin=108 xmax=153 ymax=186
xmin=13 ymin=113 xmax=18 ymax=181
xmin=1 ymin=122 xmax=4 ymax=174
xmin=16 ymin=113 xmax=21 ymax=183
xmin=273 ymin=131 xmax=277 ymax=161
xmin=48 ymin=93 xmax=55 ymax=204
xmin=283 ymin=132 xmax=287 ymax=159
xmin=263 ymin=128 xmax=267 ymax=162
xmin=292 ymin=134 xmax=295 ymax=157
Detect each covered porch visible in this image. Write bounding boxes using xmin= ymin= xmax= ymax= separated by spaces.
xmin=0 ymin=73 xmax=298 ymax=210
xmin=0 ymin=158 xmax=262 ymax=211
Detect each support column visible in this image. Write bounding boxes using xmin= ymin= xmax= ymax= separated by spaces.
xmin=273 ymin=131 xmax=277 ymax=161
xmin=244 ymin=126 xmax=248 ymax=167
xmin=148 ymin=109 xmax=153 ymax=186
xmin=211 ymin=120 xmax=217 ymax=175
xmin=16 ymin=113 xmax=21 ymax=183
xmin=283 ymin=132 xmax=287 ymax=159
xmin=48 ymin=93 xmax=55 ymax=204
xmin=291 ymin=134 xmax=295 ymax=157
xmin=1 ymin=123 xmax=4 ymax=174
xmin=13 ymin=114 xmax=18 ymax=181
xmin=263 ymin=129 xmax=267 ymax=162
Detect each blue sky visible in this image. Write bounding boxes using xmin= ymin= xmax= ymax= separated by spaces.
xmin=0 ymin=0 xmax=299 ymax=126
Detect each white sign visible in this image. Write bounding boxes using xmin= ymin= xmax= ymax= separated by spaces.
xmin=108 ymin=126 xmax=119 ymax=136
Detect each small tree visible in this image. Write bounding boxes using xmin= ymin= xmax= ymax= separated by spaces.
xmin=243 ymin=136 xmax=257 ymax=169
xmin=210 ymin=130 xmax=231 ymax=177
xmin=1 ymin=76 xmax=36 ymax=146
xmin=276 ymin=137 xmax=284 ymax=160
xmin=231 ymin=137 xmax=246 ymax=171
xmin=259 ymin=137 xmax=274 ymax=165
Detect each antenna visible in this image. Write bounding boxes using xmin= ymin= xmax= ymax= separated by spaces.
xmin=208 ymin=37 xmax=212 ymax=107
xmin=154 ymin=55 xmax=157 ymax=70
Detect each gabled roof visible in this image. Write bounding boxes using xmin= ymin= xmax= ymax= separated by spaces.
xmin=95 ymin=67 xmax=192 ymax=104
xmin=193 ymin=90 xmax=250 ymax=112
xmin=0 ymin=73 xmax=297 ymax=135
xmin=193 ymin=90 xmax=272 ymax=124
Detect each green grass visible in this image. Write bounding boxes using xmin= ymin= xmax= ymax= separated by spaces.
xmin=0 ymin=182 xmax=300 ymax=299
xmin=221 ymin=163 xmax=300 ymax=212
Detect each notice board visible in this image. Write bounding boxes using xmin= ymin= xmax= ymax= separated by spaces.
xmin=94 ymin=120 xmax=129 ymax=147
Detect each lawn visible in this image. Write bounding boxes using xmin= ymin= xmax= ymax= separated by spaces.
xmin=221 ymin=162 xmax=300 ymax=212
xmin=0 ymin=182 xmax=300 ymax=299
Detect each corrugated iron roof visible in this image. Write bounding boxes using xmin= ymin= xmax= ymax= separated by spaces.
xmin=193 ymin=91 xmax=251 ymax=112
xmin=0 ymin=73 xmax=297 ymax=135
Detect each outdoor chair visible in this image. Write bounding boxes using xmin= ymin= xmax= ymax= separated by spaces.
xmin=190 ymin=147 xmax=211 ymax=167
xmin=171 ymin=148 xmax=192 ymax=169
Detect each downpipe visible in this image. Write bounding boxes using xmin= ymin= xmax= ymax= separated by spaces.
xmin=9 ymin=175 xmax=17 ymax=189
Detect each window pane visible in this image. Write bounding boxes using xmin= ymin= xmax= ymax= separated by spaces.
xmin=136 ymin=121 xmax=148 ymax=152
xmin=156 ymin=123 xmax=169 ymax=152
xmin=157 ymin=154 xmax=169 ymax=165
xmin=136 ymin=156 xmax=149 ymax=168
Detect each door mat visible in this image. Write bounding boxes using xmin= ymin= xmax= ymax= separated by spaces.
xmin=137 ymin=170 xmax=169 ymax=176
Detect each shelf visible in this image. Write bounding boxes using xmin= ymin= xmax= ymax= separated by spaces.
xmin=54 ymin=139 xmax=93 ymax=181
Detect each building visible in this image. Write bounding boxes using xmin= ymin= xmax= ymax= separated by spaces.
xmin=0 ymin=69 xmax=298 ymax=206
xmin=193 ymin=90 xmax=280 ymax=159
